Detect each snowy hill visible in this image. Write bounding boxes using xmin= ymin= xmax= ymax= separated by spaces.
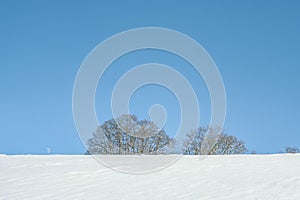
xmin=0 ymin=154 xmax=299 ymax=199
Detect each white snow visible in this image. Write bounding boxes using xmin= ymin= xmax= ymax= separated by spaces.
xmin=0 ymin=154 xmax=299 ymax=199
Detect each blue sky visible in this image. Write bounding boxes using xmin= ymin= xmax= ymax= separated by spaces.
xmin=0 ymin=0 xmax=299 ymax=154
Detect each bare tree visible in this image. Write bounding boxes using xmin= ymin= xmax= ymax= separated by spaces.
xmin=215 ymin=133 xmax=247 ymax=154
xmin=285 ymin=146 xmax=299 ymax=154
xmin=183 ymin=127 xmax=206 ymax=155
xmin=183 ymin=126 xmax=247 ymax=155
xmin=87 ymin=114 xmax=174 ymax=155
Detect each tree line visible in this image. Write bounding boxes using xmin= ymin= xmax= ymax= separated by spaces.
xmin=87 ymin=114 xmax=247 ymax=155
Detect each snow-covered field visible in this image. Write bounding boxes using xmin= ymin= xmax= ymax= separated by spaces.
xmin=0 ymin=154 xmax=299 ymax=199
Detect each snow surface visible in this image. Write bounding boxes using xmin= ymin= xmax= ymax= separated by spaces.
xmin=0 ymin=154 xmax=299 ymax=199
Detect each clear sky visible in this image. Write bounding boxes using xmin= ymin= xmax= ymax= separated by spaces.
xmin=1 ymin=0 xmax=299 ymax=154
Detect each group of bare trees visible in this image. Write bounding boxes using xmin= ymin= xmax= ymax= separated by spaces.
xmin=87 ymin=114 xmax=247 ymax=155
xmin=183 ymin=127 xmax=247 ymax=155
xmin=87 ymin=115 xmax=174 ymax=155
